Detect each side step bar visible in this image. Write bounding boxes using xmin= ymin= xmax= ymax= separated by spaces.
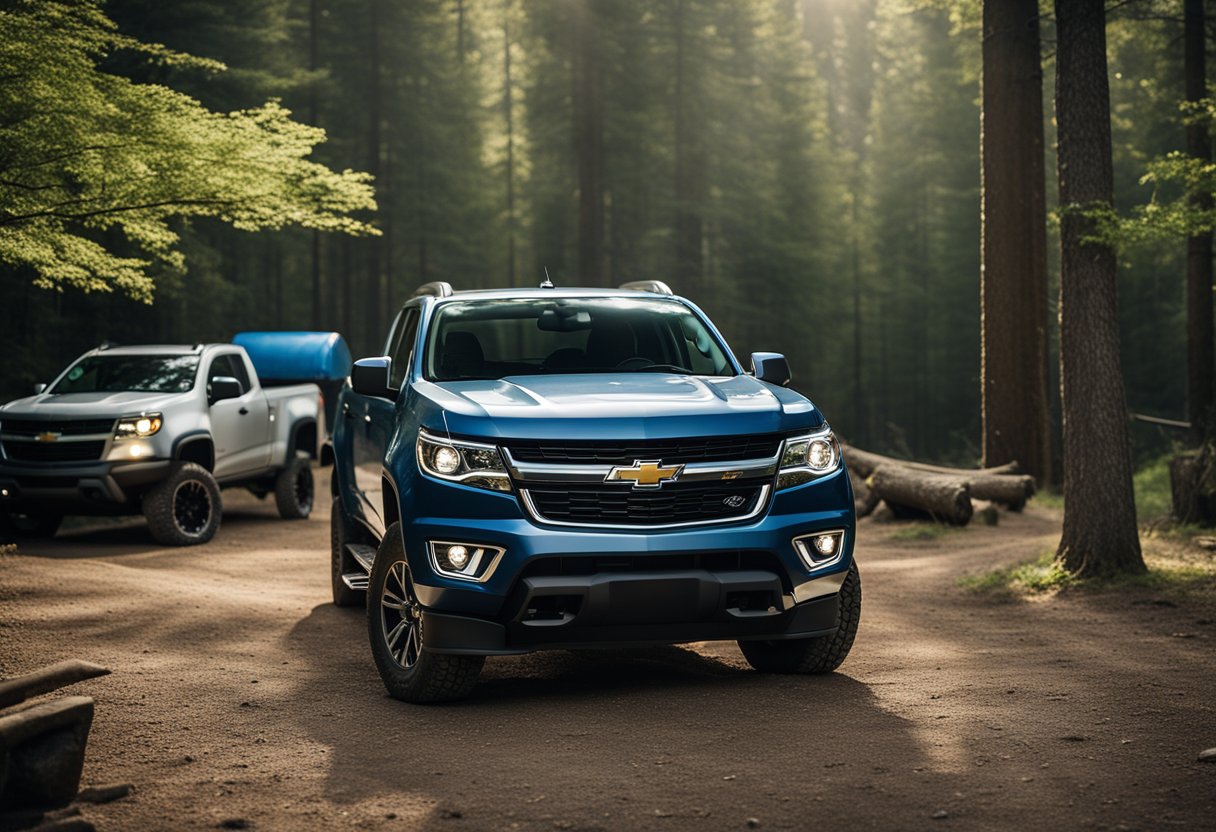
xmin=341 ymin=543 xmax=378 ymax=591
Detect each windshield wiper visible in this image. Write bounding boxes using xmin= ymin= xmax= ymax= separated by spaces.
xmin=638 ymin=364 xmax=694 ymax=374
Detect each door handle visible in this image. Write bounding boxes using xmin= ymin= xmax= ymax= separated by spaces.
xmin=239 ymin=407 xmax=249 ymax=416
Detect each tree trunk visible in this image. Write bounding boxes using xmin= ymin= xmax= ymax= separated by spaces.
xmin=504 ymin=6 xmax=517 ymax=287
xmin=868 ymin=466 xmax=973 ymax=526
xmin=673 ymin=0 xmax=704 ymax=295
xmin=572 ymin=0 xmax=604 ymax=284
xmin=365 ymin=0 xmax=383 ymax=337
xmin=1053 ymin=0 xmax=1144 ymax=576
xmin=309 ymin=0 xmax=322 ymax=330
xmin=1185 ymin=0 xmax=1214 ymax=444
xmin=980 ymin=0 xmax=1051 ymax=486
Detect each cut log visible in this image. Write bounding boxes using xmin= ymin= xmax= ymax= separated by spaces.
xmin=850 ymin=470 xmax=880 ymax=518
xmin=842 ymin=444 xmax=1021 ymax=479
xmin=965 ymin=473 xmax=1036 ymax=512
xmin=868 ymin=465 xmax=973 ymax=526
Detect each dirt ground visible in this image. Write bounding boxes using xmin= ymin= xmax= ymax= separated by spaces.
xmin=1 ymin=487 xmax=1214 ymax=831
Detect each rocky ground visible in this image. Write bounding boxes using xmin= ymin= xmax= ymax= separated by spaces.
xmin=1 ymin=488 xmax=1214 ymax=831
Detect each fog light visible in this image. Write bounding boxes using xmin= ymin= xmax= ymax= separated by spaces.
xmin=428 ymin=540 xmax=506 ymax=582
xmin=446 ymin=545 xmax=470 ymax=569
xmin=793 ymin=530 xmax=846 ymax=569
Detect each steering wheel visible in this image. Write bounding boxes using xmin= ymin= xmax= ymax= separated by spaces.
xmin=614 ymin=357 xmax=655 ymax=370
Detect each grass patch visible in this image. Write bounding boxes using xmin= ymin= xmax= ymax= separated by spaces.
xmin=960 ymin=536 xmax=1216 ymax=601
xmin=1134 ymin=454 xmax=1174 ymax=522
xmin=1035 ymin=490 xmax=1064 ymax=510
xmin=888 ymin=523 xmax=962 ymax=542
xmin=959 ymin=552 xmax=1074 ymax=595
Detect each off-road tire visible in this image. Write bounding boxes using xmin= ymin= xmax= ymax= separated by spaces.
xmin=143 ymin=462 xmax=222 ymax=546
xmin=367 ymin=523 xmax=484 ymax=704
xmin=331 ymin=496 xmax=369 ymax=607
xmin=739 ymin=564 xmax=861 ymax=674
xmin=0 ymin=512 xmax=63 ymax=541
xmin=274 ymin=455 xmax=314 ymax=519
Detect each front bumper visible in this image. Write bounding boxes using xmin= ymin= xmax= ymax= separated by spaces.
xmin=0 ymin=459 xmax=172 ymax=514
xmin=393 ymin=466 xmax=855 ymax=654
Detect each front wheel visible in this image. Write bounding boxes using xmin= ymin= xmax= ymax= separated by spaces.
xmin=367 ymin=523 xmax=484 ymax=704
xmin=274 ymin=456 xmax=314 ymax=519
xmin=143 ymin=462 xmax=222 ymax=546
xmin=739 ymin=564 xmax=861 ymax=674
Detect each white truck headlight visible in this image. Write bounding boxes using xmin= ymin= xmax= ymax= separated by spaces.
xmin=115 ymin=413 xmax=163 ymax=439
xmin=416 ymin=430 xmax=511 ymax=492
xmin=777 ymin=426 xmax=841 ymax=489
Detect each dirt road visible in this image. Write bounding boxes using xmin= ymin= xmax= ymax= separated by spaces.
xmin=2 ymin=490 xmax=1213 ymax=831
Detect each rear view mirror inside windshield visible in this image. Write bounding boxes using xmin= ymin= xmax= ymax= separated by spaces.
xmin=536 ymin=307 xmax=592 ymax=332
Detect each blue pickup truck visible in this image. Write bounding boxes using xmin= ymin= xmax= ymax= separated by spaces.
xmin=330 ymin=280 xmax=859 ymax=703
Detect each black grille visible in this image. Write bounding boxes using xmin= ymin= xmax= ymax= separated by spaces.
xmin=3 ymin=441 xmax=106 ymax=463
xmin=505 ymin=434 xmax=782 ymax=466
xmin=1 ymin=418 xmax=115 ymax=437
xmin=525 ymin=481 xmax=764 ymax=526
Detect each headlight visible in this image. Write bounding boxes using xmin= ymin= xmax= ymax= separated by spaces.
xmin=416 ymin=430 xmax=511 ymax=492
xmin=777 ymin=425 xmax=841 ymax=489
xmin=115 ymin=413 xmax=163 ymax=439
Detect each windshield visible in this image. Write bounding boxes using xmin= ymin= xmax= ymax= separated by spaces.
xmin=424 ymin=297 xmax=734 ymax=382
xmin=49 ymin=354 xmax=200 ymax=394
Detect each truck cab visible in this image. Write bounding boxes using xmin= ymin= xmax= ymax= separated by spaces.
xmin=330 ymin=281 xmax=859 ymax=703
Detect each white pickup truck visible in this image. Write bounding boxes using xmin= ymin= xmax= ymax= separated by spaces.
xmin=0 ymin=341 xmax=330 ymax=545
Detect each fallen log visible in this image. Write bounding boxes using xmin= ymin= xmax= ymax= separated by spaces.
xmin=842 ymin=444 xmax=1021 ymax=479
xmin=869 ymin=465 xmax=973 ymax=526
xmin=843 ymin=445 xmax=1033 ymax=510
xmin=849 ymin=470 xmax=880 ymax=518
xmin=0 ymin=661 xmax=110 ymax=710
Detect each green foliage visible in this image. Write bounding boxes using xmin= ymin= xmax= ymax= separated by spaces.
xmin=1134 ymin=454 xmax=1175 ymax=522
xmin=888 ymin=523 xmax=963 ymax=542
xmin=0 ymin=0 xmax=375 ymax=301
xmin=959 ymin=552 xmax=1077 ymax=595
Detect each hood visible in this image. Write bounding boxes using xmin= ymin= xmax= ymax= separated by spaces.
xmin=0 ymin=391 xmax=189 ymax=419
xmin=412 ymin=373 xmax=822 ymax=441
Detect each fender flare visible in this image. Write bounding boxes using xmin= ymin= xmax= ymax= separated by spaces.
xmin=172 ymin=431 xmax=215 ymax=471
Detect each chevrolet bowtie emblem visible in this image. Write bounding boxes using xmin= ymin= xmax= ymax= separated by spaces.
xmin=605 ymin=459 xmax=684 ymax=489
xmin=35 ymin=432 xmax=61 ymax=443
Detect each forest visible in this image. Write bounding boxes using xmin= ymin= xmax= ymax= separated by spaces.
xmin=0 ymin=0 xmax=1212 ymax=487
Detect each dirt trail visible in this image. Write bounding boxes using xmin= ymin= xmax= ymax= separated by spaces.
xmin=1 ymin=490 xmax=1213 ymax=831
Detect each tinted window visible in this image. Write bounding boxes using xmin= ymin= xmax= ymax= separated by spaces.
xmin=424 ymin=297 xmax=733 ymax=382
xmin=49 ymin=355 xmax=200 ymax=394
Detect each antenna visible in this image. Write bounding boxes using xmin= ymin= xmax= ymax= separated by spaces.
xmin=540 ymin=267 xmax=554 ymax=289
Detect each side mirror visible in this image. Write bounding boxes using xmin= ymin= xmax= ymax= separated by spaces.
xmin=351 ymin=356 xmax=393 ymax=398
xmin=751 ymin=352 xmax=791 ymax=387
xmin=32 ymin=383 xmax=46 ymax=395
xmin=210 ymin=376 xmax=244 ymax=404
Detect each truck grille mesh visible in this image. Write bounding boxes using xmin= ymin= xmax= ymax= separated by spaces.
xmin=504 ymin=434 xmax=782 ymax=466
xmin=524 ymin=482 xmax=764 ymax=526
xmin=1 ymin=418 xmax=114 ymax=463
xmin=3 ymin=441 xmax=107 ymax=463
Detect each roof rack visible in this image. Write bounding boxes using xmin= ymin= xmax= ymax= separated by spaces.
xmin=412 ymin=281 xmax=454 ymax=299
xmin=618 ymin=280 xmax=673 ymax=296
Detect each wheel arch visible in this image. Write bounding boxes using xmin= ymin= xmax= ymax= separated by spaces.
xmin=173 ymin=431 xmax=215 ymax=472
